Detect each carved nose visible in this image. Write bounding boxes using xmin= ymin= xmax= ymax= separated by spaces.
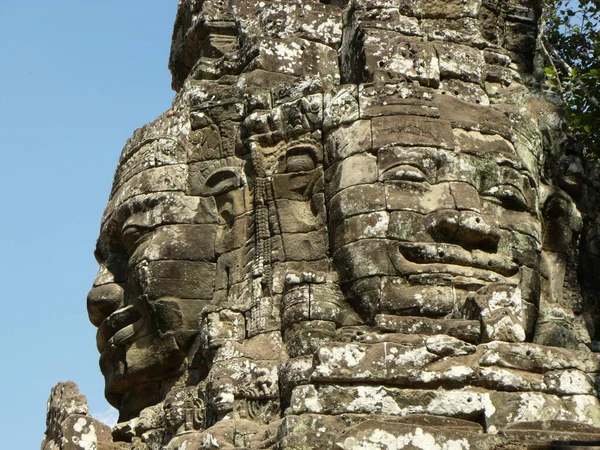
xmin=430 ymin=210 xmax=500 ymax=251
xmin=87 ymin=282 xmax=125 ymax=327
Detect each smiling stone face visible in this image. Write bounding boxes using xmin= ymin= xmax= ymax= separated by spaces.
xmin=325 ymin=87 xmax=543 ymax=342
xmin=86 ymin=109 xmax=247 ymax=419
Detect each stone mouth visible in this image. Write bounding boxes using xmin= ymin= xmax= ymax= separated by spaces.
xmin=395 ymin=242 xmax=519 ymax=282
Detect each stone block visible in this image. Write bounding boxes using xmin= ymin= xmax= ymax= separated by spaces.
xmin=359 ymin=83 xmax=438 ymax=119
xmin=284 ymin=320 xmax=337 ymax=358
xmin=477 ymin=366 xmax=545 ymax=392
xmin=276 ymin=199 xmax=324 ymax=233
xmin=141 ymin=260 xmax=216 ymax=300
xmin=107 ymin=165 xmax=188 ymax=213
xmin=333 ymin=239 xmax=396 ymax=280
xmin=282 ymin=284 xmax=311 ymax=328
xmin=207 ymin=356 xmax=280 ymax=421
xmin=331 ymin=211 xmax=390 ymax=250
xmin=215 ymin=213 xmax=250 ymax=254
xmin=310 ymin=283 xmax=362 ymax=326
xmin=385 ymin=181 xmax=454 ymax=213
xmin=501 ymin=420 xmax=600 ymax=444
xmin=290 ymin=384 xmax=486 ymax=419
xmin=214 ymin=247 xmax=247 ymax=290
xmin=434 ymin=42 xmax=485 ymax=85
xmin=328 ymin=184 xmax=387 ymax=223
xmin=463 ymin=283 xmax=526 ymax=343
xmin=276 ymin=414 xmax=356 ymax=450
xmin=421 ymin=18 xmax=486 ymax=46
xmin=416 ymin=0 xmax=480 ymax=18
xmin=439 ymin=79 xmax=489 ymax=106
xmin=436 ymin=94 xmax=512 ymax=139
xmin=354 ymin=9 xmax=422 ymax=36
xmin=478 ymin=341 xmax=600 ymax=373
xmin=325 ymin=153 xmax=378 ymax=198
xmin=247 ymin=37 xmax=339 ymax=82
xmin=324 ymin=120 xmax=372 ymax=166
xmin=453 ymin=127 xmax=515 ymax=156
xmin=59 ymin=415 xmax=113 ymax=450
xmin=360 ymin=31 xmax=440 ymax=86
xmin=375 ymin=314 xmax=481 ymax=343
xmin=386 ymin=210 xmax=431 ymax=242
xmin=312 ymin=342 xmax=389 ymax=381
xmin=351 ymin=0 xmax=416 ymax=12
xmin=335 ymin=420 xmax=505 ymax=450
xmin=113 ymin=137 xmax=187 ymax=193
xmin=205 ymin=101 xmax=246 ymax=123
xmin=380 ymin=278 xmax=456 ymax=316
xmin=272 ymin=170 xmax=323 ymax=201
xmin=134 ymin=224 xmax=217 ymax=262
xmin=324 ymin=85 xmax=360 ymax=130
xmin=281 ymin=230 xmax=329 ymax=261
xmin=484 ymin=391 xmax=600 ymax=434
xmin=543 ymin=369 xmax=597 ymax=396
xmin=372 ymin=115 xmax=455 ymax=150
xmin=200 ymin=309 xmax=245 ymax=350
xmin=279 ymin=356 xmax=314 ymax=399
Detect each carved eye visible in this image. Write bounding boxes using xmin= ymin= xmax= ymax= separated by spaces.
xmin=381 ymin=164 xmax=427 ymax=182
xmin=121 ymin=225 xmax=153 ymax=254
xmin=484 ymin=184 xmax=529 ymax=211
xmin=286 ymin=147 xmax=317 ymax=173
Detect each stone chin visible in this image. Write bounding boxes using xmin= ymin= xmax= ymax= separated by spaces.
xmin=99 ymin=326 xmax=189 ymax=418
xmin=90 ymin=284 xmax=194 ymax=417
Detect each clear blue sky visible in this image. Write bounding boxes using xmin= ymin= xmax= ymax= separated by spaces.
xmin=0 ymin=2 xmax=177 ymax=447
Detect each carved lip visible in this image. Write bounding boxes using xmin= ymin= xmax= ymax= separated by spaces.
xmin=394 ymin=242 xmax=519 ymax=282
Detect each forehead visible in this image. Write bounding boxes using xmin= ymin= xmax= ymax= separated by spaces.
xmin=325 ymin=117 xmax=538 ymax=185
xmin=96 ymin=191 xmax=218 ymax=261
xmin=324 ymin=82 xmax=541 ymax=173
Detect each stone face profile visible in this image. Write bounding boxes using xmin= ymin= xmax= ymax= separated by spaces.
xmin=44 ymin=0 xmax=600 ymax=448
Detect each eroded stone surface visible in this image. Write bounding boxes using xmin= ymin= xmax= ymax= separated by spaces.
xmin=42 ymin=382 xmax=117 ymax=450
xmin=45 ymin=0 xmax=600 ymax=448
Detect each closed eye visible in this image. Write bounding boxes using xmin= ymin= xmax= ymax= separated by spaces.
xmin=381 ymin=164 xmax=427 ymax=182
xmin=483 ymin=184 xmax=529 ymax=211
xmin=121 ymin=225 xmax=153 ymax=254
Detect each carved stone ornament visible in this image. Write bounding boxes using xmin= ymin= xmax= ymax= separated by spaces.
xmin=42 ymin=0 xmax=600 ymax=449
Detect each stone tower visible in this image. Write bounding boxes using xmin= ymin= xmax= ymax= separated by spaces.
xmin=43 ymin=0 xmax=600 ymax=448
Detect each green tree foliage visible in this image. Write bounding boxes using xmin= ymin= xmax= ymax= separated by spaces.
xmin=542 ymin=0 xmax=600 ymax=156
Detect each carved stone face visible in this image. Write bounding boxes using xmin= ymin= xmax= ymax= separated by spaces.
xmin=326 ymin=91 xmax=543 ymax=340
xmin=86 ymin=114 xmax=227 ymax=418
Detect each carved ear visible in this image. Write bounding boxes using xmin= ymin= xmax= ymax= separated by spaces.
xmin=206 ymin=168 xmax=244 ymax=194
xmin=191 ymin=167 xmax=245 ymax=197
xmin=285 ymin=145 xmax=319 ymax=173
